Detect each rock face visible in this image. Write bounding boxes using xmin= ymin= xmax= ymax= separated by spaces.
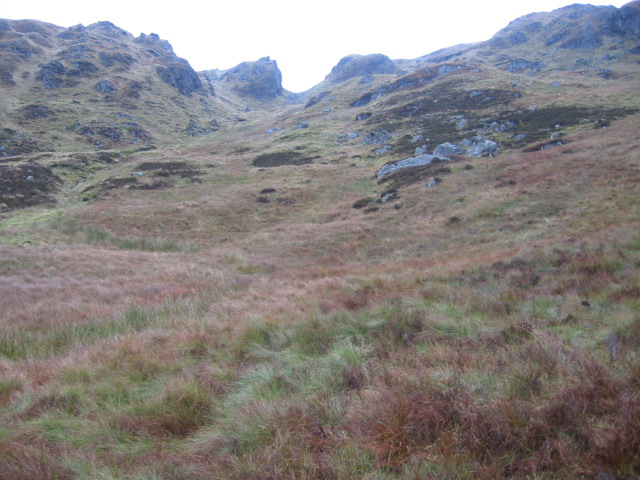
xmin=416 ymin=2 xmax=640 ymax=75
xmin=324 ymin=54 xmax=396 ymax=85
xmin=156 ymin=57 xmax=203 ymax=97
xmin=215 ymin=57 xmax=283 ymax=102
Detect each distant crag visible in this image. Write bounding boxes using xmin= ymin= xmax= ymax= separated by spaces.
xmin=324 ymin=54 xmax=396 ymax=85
xmin=211 ymin=56 xmax=284 ymax=102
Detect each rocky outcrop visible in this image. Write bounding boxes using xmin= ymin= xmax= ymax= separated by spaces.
xmin=35 ymin=60 xmax=66 ymax=88
xmin=215 ymin=57 xmax=283 ymax=102
xmin=375 ymin=154 xmax=451 ymax=180
xmin=134 ymin=32 xmax=174 ymax=54
xmin=324 ymin=54 xmax=395 ymax=85
xmin=156 ymin=57 xmax=203 ymax=96
xmin=364 ymin=128 xmax=392 ymax=145
xmin=433 ymin=137 xmax=498 ymax=157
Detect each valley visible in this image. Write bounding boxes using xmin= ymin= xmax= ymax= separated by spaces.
xmin=1 ymin=3 xmax=640 ymax=479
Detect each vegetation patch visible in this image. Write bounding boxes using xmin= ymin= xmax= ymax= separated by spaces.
xmin=0 ymin=163 xmax=62 ymax=210
xmin=0 ymin=128 xmax=40 ymax=156
xmin=135 ymin=160 xmax=202 ymax=179
xmin=252 ymin=151 xmax=319 ymax=168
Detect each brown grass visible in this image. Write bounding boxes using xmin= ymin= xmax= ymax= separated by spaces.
xmin=0 ymin=76 xmax=638 ymax=478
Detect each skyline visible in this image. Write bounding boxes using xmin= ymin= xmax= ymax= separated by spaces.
xmin=2 ymin=0 xmax=632 ymax=92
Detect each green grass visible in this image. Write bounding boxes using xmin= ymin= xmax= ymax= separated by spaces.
xmin=1 ymin=305 xmax=170 ymax=360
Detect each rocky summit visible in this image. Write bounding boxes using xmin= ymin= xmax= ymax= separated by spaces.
xmin=1 ymin=3 xmax=640 ymax=479
xmin=204 ymin=56 xmax=284 ymax=102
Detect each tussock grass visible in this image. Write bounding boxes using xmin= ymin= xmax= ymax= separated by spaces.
xmin=0 ymin=105 xmax=638 ymax=477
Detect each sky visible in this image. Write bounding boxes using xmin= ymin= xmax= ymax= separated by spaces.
xmin=2 ymin=0 xmax=630 ymax=92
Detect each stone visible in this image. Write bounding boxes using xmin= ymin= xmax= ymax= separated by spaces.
xmin=375 ymin=145 xmax=392 ymax=155
xmin=467 ymin=137 xmax=498 ymax=157
xmin=347 ymin=132 xmax=359 ymax=139
xmin=96 ymin=80 xmax=115 ymax=92
xmin=380 ymin=191 xmax=397 ymax=203
xmin=265 ymin=127 xmax=284 ymax=135
xmin=433 ymin=142 xmax=465 ymax=156
xmin=453 ymin=116 xmax=469 ymax=128
xmin=375 ymin=154 xmax=451 ymax=180
xmin=364 ymin=128 xmax=392 ymax=145
xmin=415 ymin=146 xmax=427 ymax=155
xmin=294 ymin=121 xmax=309 ymax=130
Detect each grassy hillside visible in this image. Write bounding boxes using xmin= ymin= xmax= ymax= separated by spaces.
xmin=1 ymin=7 xmax=640 ymax=480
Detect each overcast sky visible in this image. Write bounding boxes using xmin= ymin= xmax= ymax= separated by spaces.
xmin=2 ymin=0 xmax=630 ymax=92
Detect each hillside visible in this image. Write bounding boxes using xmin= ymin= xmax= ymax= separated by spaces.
xmin=1 ymin=2 xmax=640 ymax=479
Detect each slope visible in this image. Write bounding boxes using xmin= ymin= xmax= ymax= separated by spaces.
xmin=0 ymin=3 xmax=639 ymax=479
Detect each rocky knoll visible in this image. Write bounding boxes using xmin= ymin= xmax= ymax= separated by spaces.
xmin=324 ymin=53 xmax=396 ymax=85
xmin=207 ymin=56 xmax=284 ymax=102
xmin=413 ymin=1 xmax=640 ymax=73
xmin=0 ymin=18 xmax=221 ymax=155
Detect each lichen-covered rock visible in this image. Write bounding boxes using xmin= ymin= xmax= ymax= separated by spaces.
xmin=375 ymin=154 xmax=451 ymax=180
xmin=433 ymin=142 xmax=465 ymax=156
xmin=364 ymin=128 xmax=392 ymax=145
xmin=467 ymin=137 xmax=498 ymax=157
xmin=95 ymin=80 xmax=115 ymax=92
xmin=156 ymin=57 xmax=202 ymax=96
xmin=35 ymin=60 xmax=66 ymax=88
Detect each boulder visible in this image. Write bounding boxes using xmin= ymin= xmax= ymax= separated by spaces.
xmin=95 ymin=80 xmax=115 ymax=92
xmin=433 ymin=142 xmax=465 ymax=156
xmin=364 ymin=128 xmax=392 ymax=145
xmin=467 ymin=137 xmax=498 ymax=157
xmin=375 ymin=154 xmax=451 ymax=180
